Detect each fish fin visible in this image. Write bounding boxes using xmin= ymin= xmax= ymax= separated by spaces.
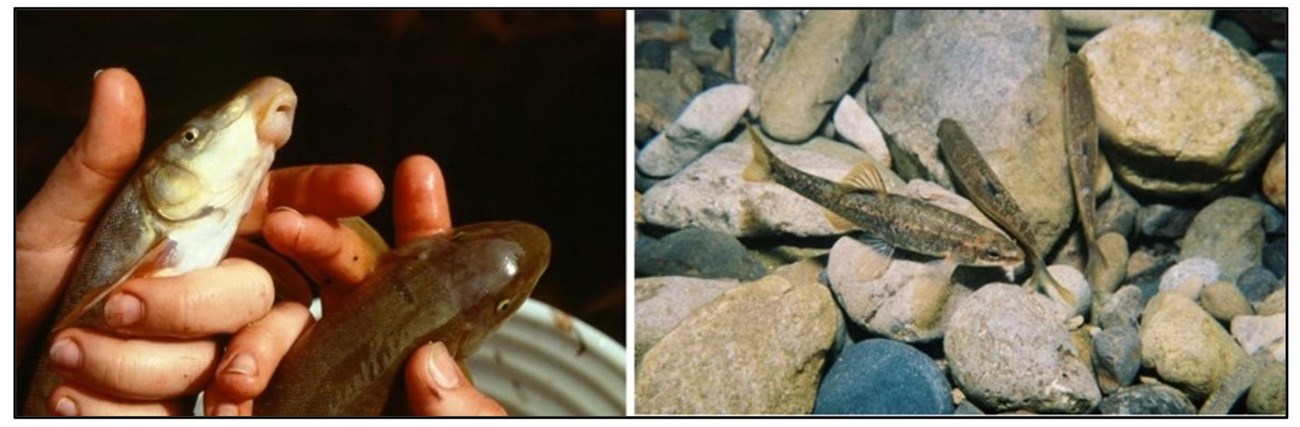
xmin=54 ymin=238 xmax=178 ymax=331
xmin=859 ymin=236 xmax=895 ymax=259
xmin=822 ymin=208 xmax=858 ymax=232
xmin=1036 ymin=268 xmax=1077 ymax=309
xmin=742 ymin=126 xmax=773 ymax=182
xmin=339 ymin=216 xmax=391 ymax=254
xmin=841 ymin=161 xmax=886 ymax=192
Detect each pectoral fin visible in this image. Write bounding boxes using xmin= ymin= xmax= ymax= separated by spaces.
xmin=54 ymin=238 xmax=178 ymax=331
xmin=822 ymin=208 xmax=858 ymax=232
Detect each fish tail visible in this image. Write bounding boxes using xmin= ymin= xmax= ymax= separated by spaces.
xmin=1036 ymin=266 xmax=1076 ymax=309
xmin=742 ymin=126 xmax=774 ymax=182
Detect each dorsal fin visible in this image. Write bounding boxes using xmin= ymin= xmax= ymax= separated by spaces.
xmin=841 ymin=161 xmax=886 ymax=192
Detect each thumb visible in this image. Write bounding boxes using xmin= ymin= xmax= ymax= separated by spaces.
xmin=405 ymin=341 xmax=507 ymax=416
xmin=16 ymin=68 xmax=146 ymax=357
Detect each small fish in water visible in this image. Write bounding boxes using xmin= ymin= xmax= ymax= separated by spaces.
xmin=1064 ymin=55 xmax=1104 ymax=290
xmin=256 ymin=221 xmax=550 ymax=416
xmin=742 ymin=126 xmax=1023 ymax=272
xmin=937 ymin=118 xmax=1076 ymax=308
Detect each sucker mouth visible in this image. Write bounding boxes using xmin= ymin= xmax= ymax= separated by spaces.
xmin=244 ymin=77 xmax=298 ymax=149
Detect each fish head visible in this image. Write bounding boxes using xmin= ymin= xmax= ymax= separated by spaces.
xmin=956 ymin=232 xmax=1025 ymax=271
xmin=143 ymin=77 xmax=297 ymax=223
xmin=444 ymin=221 xmax=551 ymax=356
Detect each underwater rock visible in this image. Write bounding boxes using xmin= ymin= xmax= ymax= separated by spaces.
xmin=1236 ymin=266 xmax=1278 ymax=303
xmin=832 ymin=96 xmax=891 ymax=168
xmin=1200 ymin=352 xmax=1271 ymax=414
xmin=1097 ymin=384 xmax=1196 ymax=415
xmin=1261 ymin=238 xmax=1285 ymax=278
xmin=635 ymin=275 xmax=840 ymax=414
xmin=1246 ymin=361 xmax=1286 ymax=414
xmin=634 ymin=276 xmax=740 ymax=363
xmin=813 ymin=339 xmax=953 ymax=415
xmin=1093 ymin=324 xmax=1142 ymax=395
xmin=1200 ymin=280 xmax=1254 ymax=323
xmin=1140 ymin=292 xmax=1246 ymax=401
xmin=1230 ymin=313 xmax=1285 ymax=362
xmin=1047 ymin=264 xmax=1091 ymax=318
xmin=1254 ymin=288 xmax=1285 ymax=316
xmin=1062 ymin=10 xmax=1213 ymax=33
xmin=733 ymin=10 xmax=774 ymax=89
xmin=636 ymin=84 xmax=755 ymax=177
xmin=759 ymin=10 xmax=892 ymax=142
xmin=1098 ymin=285 xmax=1143 ymax=330
xmin=1215 ymin=18 xmax=1259 ymax=53
xmin=1157 ymin=257 xmax=1221 ymax=299
xmin=1088 ymin=232 xmax=1129 ymax=296
xmin=1262 ymin=143 xmax=1285 ymax=209
xmin=635 ymin=39 xmax=672 ymax=71
xmin=945 ymin=284 xmax=1100 ymax=413
xmin=954 ymin=401 xmax=984 ymax=415
xmin=1079 ymin=19 xmax=1284 ymax=198
xmin=641 ymin=136 xmax=900 ymax=237
xmin=828 ymin=239 xmax=973 ymax=343
xmin=1095 ymin=185 xmax=1139 ymax=238
xmin=1179 ymin=197 xmax=1264 ymax=279
xmin=634 ymin=227 xmax=766 ymax=281
xmin=635 ymin=69 xmax=693 ymax=130
xmin=864 ymin=10 xmax=1073 ymax=256
xmin=1135 ymin=203 xmax=1197 ymax=239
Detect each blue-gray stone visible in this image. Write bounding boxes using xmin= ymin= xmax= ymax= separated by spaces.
xmin=1236 ymin=266 xmax=1278 ymax=303
xmin=635 ymin=40 xmax=672 ymax=71
xmin=634 ymin=227 xmax=766 ymax=281
xmin=1262 ymin=238 xmax=1285 ymax=278
xmin=1261 ymin=203 xmax=1285 ymax=235
xmin=1098 ymin=285 xmax=1144 ymax=330
xmin=1136 ymin=204 xmax=1197 ymax=239
xmin=1256 ymin=52 xmax=1285 ymax=86
xmin=1098 ymin=384 xmax=1196 ymax=415
xmin=813 ymin=339 xmax=953 ymax=415
xmin=1093 ymin=325 xmax=1141 ymax=394
xmin=1096 ymin=185 xmax=1139 ymax=238
xmin=954 ymin=401 xmax=984 ymax=415
xmin=1215 ymin=19 xmax=1259 ymax=53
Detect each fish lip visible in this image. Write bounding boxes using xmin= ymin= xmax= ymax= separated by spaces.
xmin=243 ymin=76 xmax=298 ymax=149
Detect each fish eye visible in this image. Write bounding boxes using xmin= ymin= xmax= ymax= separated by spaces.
xmin=496 ymin=299 xmax=512 ymax=312
xmin=182 ymin=128 xmax=200 ymax=144
xmin=983 ymin=247 xmax=1002 ymax=260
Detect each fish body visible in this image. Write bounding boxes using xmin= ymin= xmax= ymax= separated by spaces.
xmin=937 ymin=119 xmax=1076 ymax=307
xmin=22 ymin=77 xmax=298 ymax=415
xmin=1064 ymin=55 xmax=1104 ymax=288
xmin=255 ymin=221 xmax=550 ymax=416
xmin=743 ymin=127 xmax=1022 ymax=269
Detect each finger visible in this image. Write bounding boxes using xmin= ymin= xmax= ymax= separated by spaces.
xmin=405 ymin=341 xmax=507 ymax=416
xmin=48 ymin=328 xmax=218 ymax=400
xmin=239 ymin=164 xmax=384 ymax=235
xmin=206 ymin=301 xmax=313 ymax=404
xmin=394 ymin=155 xmax=453 ymax=246
xmin=262 ymin=208 xmax=382 ymax=299
xmin=203 ymin=397 xmax=252 ymax=417
xmin=228 ymin=239 xmax=313 ymax=306
xmin=49 ymin=384 xmax=183 ymax=416
xmin=16 ymin=68 xmax=146 ymax=356
xmin=103 ymin=258 xmax=274 ymax=337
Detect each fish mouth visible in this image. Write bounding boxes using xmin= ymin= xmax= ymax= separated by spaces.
xmin=242 ymin=76 xmax=298 ymax=149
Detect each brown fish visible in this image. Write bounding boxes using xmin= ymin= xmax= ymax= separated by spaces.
xmin=255 ymin=221 xmax=550 ymax=415
xmin=743 ymin=126 xmax=1023 ymax=270
xmin=1064 ymin=55 xmax=1105 ymax=290
xmin=937 ymin=119 xmax=1076 ymax=307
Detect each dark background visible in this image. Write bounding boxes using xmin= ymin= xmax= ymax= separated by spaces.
xmin=15 ymin=10 xmax=627 ymax=343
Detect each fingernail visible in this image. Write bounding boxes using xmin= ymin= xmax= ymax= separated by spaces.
xmin=50 ymin=338 xmax=82 ymax=371
xmin=213 ymin=403 xmax=238 ymax=416
xmin=224 ymin=353 xmax=258 ymax=377
xmin=104 ymin=293 xmax=143 ymax=327
xmin=271 ymin=206 xmax=300 ymax=215
xmin=92 ymin=69 xmax=104 ymax=80
xmin=53 ymin=396 xmax=78 ymax=416
xmin=426 ymin=341 xmax=460 ymax=390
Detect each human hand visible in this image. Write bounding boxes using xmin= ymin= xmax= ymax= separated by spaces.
xmin=202 ymin=155 xmax=506 ymax=416
xmin=16 ymin=68 xmax=382 ymax=415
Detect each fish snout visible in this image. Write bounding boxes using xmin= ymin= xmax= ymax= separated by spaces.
xmin=244 ymin=77 xmax=298 ymax=149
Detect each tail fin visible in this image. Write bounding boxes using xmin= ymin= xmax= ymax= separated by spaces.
xmin=742 ymin=126 xmax=773 ymax=182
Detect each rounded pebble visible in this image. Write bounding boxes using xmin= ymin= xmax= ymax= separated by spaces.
xmin=1246 ymin=362 xmax=1286 ymax=414
xmin=1097 ymin=384 xmax=1196 ymax=415
xmin=1098 ymin=285 xmax=1144 ymax=330
xmin=1157 ymin=257 xmax=1221 ymax=298
xmin=1093 ymin=325 xmax=1142 ymax=395
xmin=1140 ymin=292 xmax=1246 ymax=401
xmin=813 ymin=339 xmax=953 ymax=414
xmin=1236 ymin=266 xmax=1278 ymax=303
xmin=634 ymin=227 xmax=766 ymax=281
xmin=1200 ymin=280 xmax=1254 ymax=323
xmin=1179 ymin=197 xmax=1265 ymax=279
